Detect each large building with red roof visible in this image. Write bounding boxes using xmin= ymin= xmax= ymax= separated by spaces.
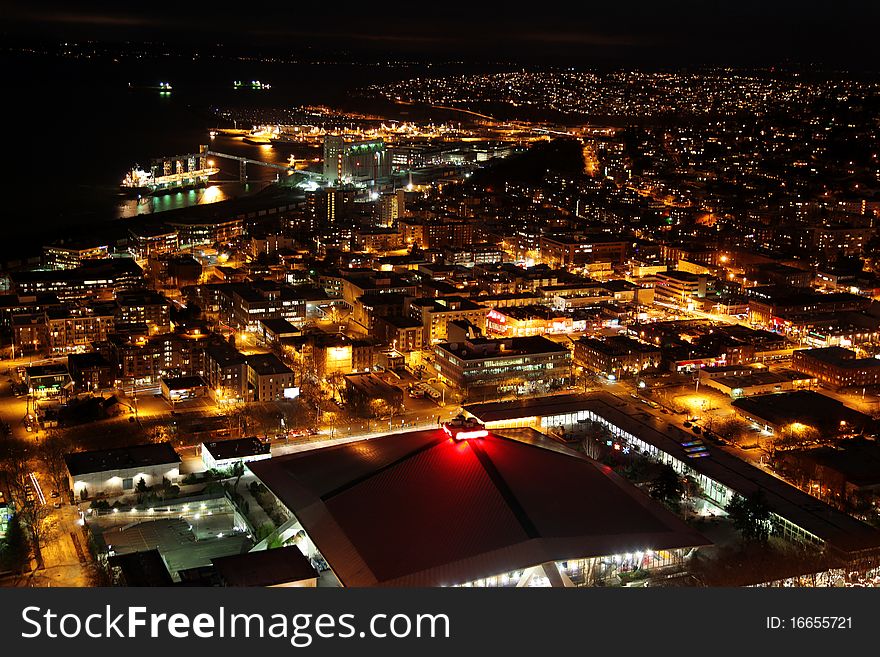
xmin=247 ymin=425 xmax=708 ymax=587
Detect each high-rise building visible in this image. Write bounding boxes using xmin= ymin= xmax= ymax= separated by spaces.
xmin=322 ymin=135 xmax=391 ymax=185
xmin=377 ymin=192 xmax=401 ymax=227
xmin=322 ymin=134 xmax=345 ymax=183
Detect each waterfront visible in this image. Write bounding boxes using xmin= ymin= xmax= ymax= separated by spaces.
xmin=0 ymin=52 xmax=424 ymax=260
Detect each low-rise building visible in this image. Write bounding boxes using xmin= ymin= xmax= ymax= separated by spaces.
xmin=204 ymin=339 xmax=248 ymax=401
xmin=10 ymin=258 xmax=143 ymax=302
xmin=211 ymin=547 xmax=317 ymax=587
xmin=731 ymin=390 xmax=875 ymax=435
xmin=43 ymin=242 xmax=110 ymax=270
xmin=372 ymin=315 xmax=425 ymax=352
xmin=701 ymin=369 xmax=814 ymax=398
xmin=259 ymin=318 xmax=301 ymax=346
xmin=652 ymin=270 xmax=714 ymax=308
xmin=573 ymin=335 xmax=662 ymax=378
xmin=161 ymin=375 xmax=209 ymax=403
xmin=128 ymin=226 xmax=179 ymax=260
xmin=408 ymin=296 xmax=489 ymax=344
xmin=68 ymin=352 xmax=114 ymax=391
xmin=344 ymin=372 xmax=404 ymax=417
xmin=201 ymin=437 xmax=271 ymax=471
xmin=246 ymin=354 xmax=297 ymax=401
xmin=539 ymin=233 xmax=628 ymax=267
xmin=65 ymin=442 xmax=181 ymax=500
xmin=25 ymin=364 xmax=72 ymax=398
xmin=434 ymin=335 xmax=571 ymax=401
xmin=116 ymin=290 xmax=172 ymax=334
xmin=792 ymin=346 xmax=880 ymax=388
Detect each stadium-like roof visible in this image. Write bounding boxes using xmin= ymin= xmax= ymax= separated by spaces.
xmin=248 ymin=428 xmax=707 ymax=587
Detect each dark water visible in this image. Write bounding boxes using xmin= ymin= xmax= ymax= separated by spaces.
xmin=0 ymin=53 xmax=439 ymax=259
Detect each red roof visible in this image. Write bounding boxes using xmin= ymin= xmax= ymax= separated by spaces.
xmin=248 ymin=429 xmax=707 ymax=587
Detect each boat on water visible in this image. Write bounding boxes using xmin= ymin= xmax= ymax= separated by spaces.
xmin=233 ymin=79 xmax=271 ymax=90
xmin=242 ymin=124 xmax=280 ymax=145
xmin=120 ymin=164 xmax=220 ymax=196
xmin=127 ymin=81 xmax=173 ymax=93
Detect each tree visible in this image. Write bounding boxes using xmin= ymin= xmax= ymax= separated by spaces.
xmin=2 ymin=443 xmax=52 ymax=570
xmin=0 ymin=513 xmax=28 ymax=571
xmin=726 ymin=491 xmax=772 ymax=543
xmin=576 ymin=421 xmax=610 ymax=460
xmin=136 ymin=478 xmax=148 ymax=494
xmin=649 ymin=464 xmax=685 ymax=512
xmin=326 ymin=371 xmax=346 ymax=402
xmin=231 ymin=460 xmax=245 ymax=491
xmin=37 ymin=429 xmax=71 ymax=498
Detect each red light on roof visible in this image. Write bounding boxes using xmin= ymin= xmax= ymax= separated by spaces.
xmin=454 ymin=429 xmax=489 ymax=441
xmin=442 ymin=415 xmax=488 ymax=441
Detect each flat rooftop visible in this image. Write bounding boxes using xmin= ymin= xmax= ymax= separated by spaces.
xmin=203 ymin=437 xmax=270 ymax=462
xmin=259 ymin=318 xmax=300 ymax=335
xmin=344 ymin=372 xmax=401 ymax=397
xmin=212 ymin=546 xmax=316 ymax=586
xmin=708 ymin=370 xmax=812 ymax=389
xmin=246 ymin=353 xmax=293 ymax=376
xmin=65 ymin=442 xmax=180 ymax=476
xmin=161 ymin=375 xmax=207 ymax=390
xmin=438 ymin=335 xmax=568 ymax=360
xmin=795 ymin=347 xmax=880 ymax=370
xmin=732 ymin=391 xmax=874 ymax=431
xmin=25 ymin=364 xmax=70 ymax=378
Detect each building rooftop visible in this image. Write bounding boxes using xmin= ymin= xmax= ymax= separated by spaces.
xmin=709 ymin=370 xmax=813 ymax=389
xmin=212 ymin=546 xmax=316 ymax=587
xmin=25 ymin=364 xmax=70 ymax=379
xmin=68 ymin=351 xmax=112 ymax=369
xmin=108 ymin=549 xmax=174 ymax=587
xmin=248 ymin=427 xmax=707 ymax=587
xmin=162 ymin=375 xmax=208 ymax=390
xmin=656 ymin=269 xmax=705 ymax=282
xmin=344 ymin=372 xmax=402 ymax=397
xmin=65 ymin=442 xmax=180 ymax=476
xmin=376 ymin=315 xmax=423 ymax=329
xmin=203 ymin=437 xmax=270 ymax=462
xmin=577 ymin=335 xmax=660 ymax=356
xmin=259 ymin=318 xmax=300 ymax=336
xmin=795 ymin=347 xmax=880 ymax=370
xmin=116 ymin=290 xmax=170 ymax=307
xmin=466 ymin=392 xmax=880 ymax=559
xmin=732 ymin=390 xmax=875 ymax=432
xmin=410 ymin=296 xmax=486 ymax=313
xmin=10 ymin=257 xmax=142 ymax=283
xmin=784 ymin=439 xmax=880 ymax=489
xmin=438 ymin=335 xmax=568 ymax=361
xmin=205 ymin=339 xmax=246 ymax=367
xmin=246 ymin=353 xmax=294 ymax=376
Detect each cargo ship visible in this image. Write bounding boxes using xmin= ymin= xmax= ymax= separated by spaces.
xmin=242 ymin=125 xmax=280 ymax=145
xmin=127 ymin=81 xmax=173 ymax=93
xmin=120 ymin=163 xmax=220 ymax=196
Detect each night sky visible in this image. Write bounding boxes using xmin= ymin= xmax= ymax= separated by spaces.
xmin=4 ymin=1 xmax=880 ymax=67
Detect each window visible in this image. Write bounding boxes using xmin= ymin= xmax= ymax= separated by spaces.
xmin=122 ymin=478 xmax=134 ymax=490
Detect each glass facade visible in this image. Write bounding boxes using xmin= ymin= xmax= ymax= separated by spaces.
xmin=536 ymin=408 xmax=825 ymax=550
